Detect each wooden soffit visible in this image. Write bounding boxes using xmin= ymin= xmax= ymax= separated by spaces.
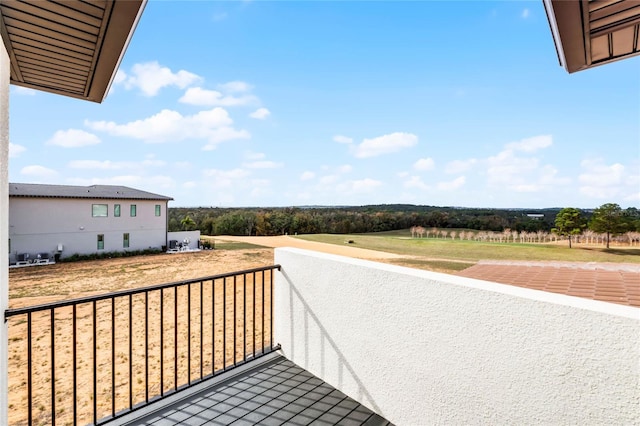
xmin=0 ymin=0 xmax=146 ymax=103
xmin=543 ymin=0 xmax=640 ymax=73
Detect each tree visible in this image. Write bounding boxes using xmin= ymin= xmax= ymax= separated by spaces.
xmin=589 ymin=203 xmax=626 ymax=249
xmin=552 ymin=208 xmax=585 ymax=248
xmin=180 ymin=215 xmax=197 ymax=231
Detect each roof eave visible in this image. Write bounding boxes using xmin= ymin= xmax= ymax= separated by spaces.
xmin=94 ymin=0 xmax=148 ymax=103
xmin=543 ymin=0 xmax=589 ymax=74
xmin=1 ymin=0 xmax=147 ymax=103
xmin=542 ymin=0 xmax=568 ymax=71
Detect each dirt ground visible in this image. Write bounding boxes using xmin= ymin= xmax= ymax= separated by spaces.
xmin=8 ymin=246 xmax=278 ymax=425
xmin=212 ymin=235 xmax=404 ymax=259
xmin=7 ymin=236 xmax=413 ymax=425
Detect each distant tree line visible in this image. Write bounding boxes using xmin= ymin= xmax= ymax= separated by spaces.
xmin=167 ymin=205 xmax=586 ymax=236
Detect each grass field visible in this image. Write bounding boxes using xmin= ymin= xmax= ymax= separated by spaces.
xmin=295 ymin=231 xmax=640 ymax=265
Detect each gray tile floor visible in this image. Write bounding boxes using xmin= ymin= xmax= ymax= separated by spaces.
xmin=131 ymin=356 xmax=392 ymax=426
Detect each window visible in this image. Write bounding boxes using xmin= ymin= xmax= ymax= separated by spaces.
xmin=130 ymin=204 xmax=137 ymax=217
xmin=155 ymin=204 xmax=161 ymax=216
xmin=114 ymin=204 xmax=121 ymax=217
xmin=97 ymin=234 xmax=104 ymax=250
xmin=92 ymin=204 xmax=108 ymax=217
xmin=123 ymin=233 xmax=130 ymax=248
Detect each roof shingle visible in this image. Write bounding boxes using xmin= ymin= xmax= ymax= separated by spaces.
xmin=9 ymin=183 xmax=173 ymax=201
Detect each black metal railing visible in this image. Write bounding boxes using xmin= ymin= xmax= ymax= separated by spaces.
xmin=4 ymin=265 xmax=281 ymax=426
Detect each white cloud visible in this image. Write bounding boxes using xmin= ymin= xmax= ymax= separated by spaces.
xmin=86 ymin=108 xmax=250 ymax=149
xmin=14 ymin=86 xmax=37 ymax=96
xmin=249 ymin=108 xmax=271 ymax=119
xmin=300 ymin=171 xmax=315 ymax=181
xmin=9 ymin=143 xmax=26 ymax=158
xmin=249 ymin=179 xmax=272 ymax=198
xmin=46 ymin=129 xmax=101 ymax=148
xmin=113 ymin=69 xmax=127 ymax=85
xmin=437 ymin=176 xmax=466 ymax=191
xmin=179 ymin=87 xmax=258 ymax=107
xmin=624 ymin=191 xmax=640 ymax=202
xmin=201 ymin=128 xmax=251 ymax=151
xmin=20 ymin=165 xmax=58 ymax=179
xmin=487 ymin=150 xmax=539 ymax=186
xmin=319 ymin=175 xmax=339 ymax=185
xmin=506 ymin=135 xmax=552 ymax=153
xmin=219 ymin=81 xmax=253 ymax=93
xmin=413 ymin=158 xmax=434 ymax=171
xmin=336 ymin=178 xmax=383 ymax=194
xmin=244 ymin=151 xmax=265 ymax=160
xmin=183 ymin=181 xmax=197 ymax=189
xmin=404 ymin=176 xmax=429 ymax=190
xmin=338 ymin=164 xmax=353 ymax=173
xmin=578 ymin=158 xmax=626 ymax=199
xmin=66 ymin=175 xmax=176 ymax=189
xmin=485 ymin=135 xmax=562 ymax=192
xmin=352 ymin=132 xmax=418 ymax=158
xmin=445 ymin=159 xmax=477 ymax=174
xmin=119 ymin=62 xmax=201 ymax=96
xmin=68 ymin=159 xmax=166 ymax=170
xmin=521 ymin=8 xmax=530 ymax=19
xmin=202 ymin=168 xmax=251 ymax=189
xmin=243 ymin=160 xmax=283 ymax=169
xmin=333 ymin=135 xmax=353 ymax=144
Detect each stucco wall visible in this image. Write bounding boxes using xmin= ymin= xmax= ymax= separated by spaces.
xmin=9 ymin=197 xmax=168 ymax=259
xmin=1 ymin=40 xmax=10 ymax=426
xmin=274 ymin=247 xmax=640 ymax=425
xmin=167 ymin=231 xmax=201 ymax=250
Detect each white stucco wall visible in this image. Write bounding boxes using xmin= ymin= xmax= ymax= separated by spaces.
xmin=1 ymin=39 xmax=10 ymax=426
xmin=167 ymin=231 xmax=201 ymax=249
xmin=274 ymin=247 xmax=640 ymax=425
xmin=9 ymin=197 xmax=168 ymax=259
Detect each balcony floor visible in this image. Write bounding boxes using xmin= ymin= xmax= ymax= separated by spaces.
xmin=126 ymin=355 xmax=392 ymax=426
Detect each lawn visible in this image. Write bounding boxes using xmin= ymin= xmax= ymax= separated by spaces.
xmin=295 ymin=231 xmax=640 ymax=264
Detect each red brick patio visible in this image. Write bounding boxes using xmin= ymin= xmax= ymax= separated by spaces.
xmin=457 ymin=261 xmax=640 ymax=308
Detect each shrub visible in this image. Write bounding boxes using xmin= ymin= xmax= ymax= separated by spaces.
xmin=59 ymin=249 xmax=163 ymax=263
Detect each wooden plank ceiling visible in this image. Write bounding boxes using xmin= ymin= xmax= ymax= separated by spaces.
xmin=0 ymin=0 xmax=145 ymax=102
xmin=545 ymin=0 xmax=640 ymax=73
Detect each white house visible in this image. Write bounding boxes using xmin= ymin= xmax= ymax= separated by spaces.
xmin=8 ymin=183 xmax=172 ymax=262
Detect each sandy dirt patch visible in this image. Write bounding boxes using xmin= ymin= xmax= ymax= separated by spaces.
xmin=7 ymin=248 xmax=278 ymax=425
xmin=212 ymin=235 xmax=404 ymax=259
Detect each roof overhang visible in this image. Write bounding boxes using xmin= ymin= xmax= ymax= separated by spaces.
xmin=543 ymin=0 xmax=640 ymax=73
xmin=0 ymin=0 xmax=146 ymax=103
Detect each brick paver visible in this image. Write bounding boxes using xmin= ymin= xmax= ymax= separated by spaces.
xmin=456 ymin=261 xmax=640 ymax=308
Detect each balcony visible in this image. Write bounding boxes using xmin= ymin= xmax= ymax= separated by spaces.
xmin=4 ymin=248 xmax=640 ymax=425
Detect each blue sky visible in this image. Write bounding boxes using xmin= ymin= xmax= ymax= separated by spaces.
xmin=8 ymin=1 xmax=640 ymax=208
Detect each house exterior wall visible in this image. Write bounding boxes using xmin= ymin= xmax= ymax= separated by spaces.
xmin=1 ymin=38 xmax=10 ymax=426
xmin=9 ymin=197 xmax=168 ymax=260
xmin=274 ymin=247 xmax=640 ymax=425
